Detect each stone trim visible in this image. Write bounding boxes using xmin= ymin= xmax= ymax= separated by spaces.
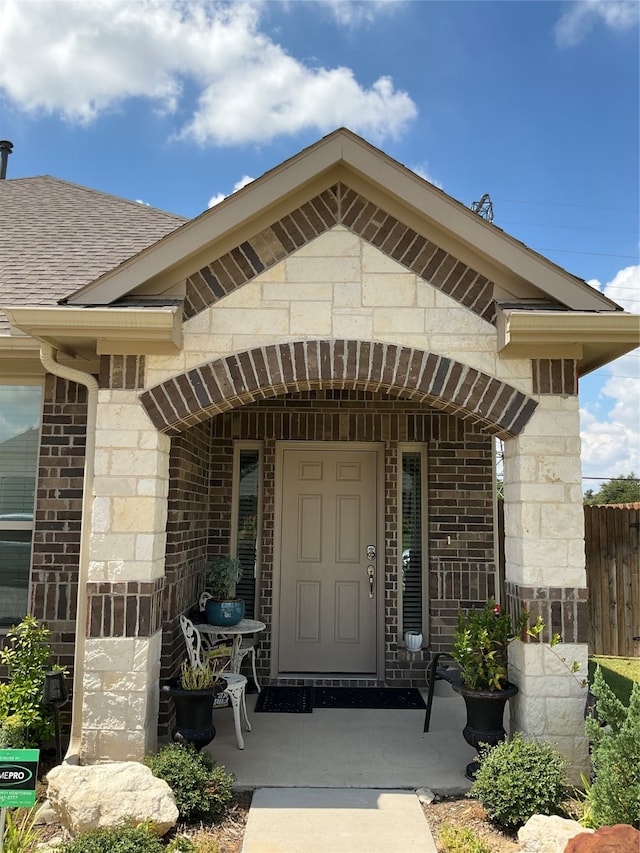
xmin=86 ymin=579 xmax=164 ymax=638
xmin=140 ymin=339 xmax=537 ymax=439
xmin=184 ymin=183 xmax=496 ymax=324
xmin=531 ymin=359 xmax=578 ymax=395
xmin=505 ymin=581 xmax=588 ymax=644
xmin=99 ymin=355 xmax=146 ymax=390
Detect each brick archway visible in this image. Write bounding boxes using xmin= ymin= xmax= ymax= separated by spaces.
xmin=140 ymin=339 xmax=537 ymax=438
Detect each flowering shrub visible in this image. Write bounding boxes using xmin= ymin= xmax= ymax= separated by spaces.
xmin=452 ymin=599 xmax=528 ymax=691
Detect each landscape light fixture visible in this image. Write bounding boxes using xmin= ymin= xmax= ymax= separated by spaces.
xmin=42 ymin=670 xmax=69 ymax=765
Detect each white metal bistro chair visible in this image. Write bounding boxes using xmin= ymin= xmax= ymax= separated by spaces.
xmin=179 ymin=614 xmax=251 ymax=749
xmin=198 ymin=592 xmax=260 ymax=692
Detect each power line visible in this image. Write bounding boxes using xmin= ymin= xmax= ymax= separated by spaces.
xmin=535 ymin=248 xmax=639 ymax=260
xmin=478 ymin=197 xmax=638 ymax=214
xmin=501 ymin=220 xmax=638 ymax=235
xmin=582 ymin=476 xmax=639 ymax=481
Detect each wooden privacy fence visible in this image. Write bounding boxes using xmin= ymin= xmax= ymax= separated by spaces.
xmin=497 ymin=502 xmax=640 ymax=656
xmin=585 ymin=503 xmax=640 ymax=657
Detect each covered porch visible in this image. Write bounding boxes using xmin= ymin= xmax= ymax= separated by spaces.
xmin=201 ymin=680 xmax=476 ymax=792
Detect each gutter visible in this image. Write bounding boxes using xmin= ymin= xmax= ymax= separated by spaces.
xmin=39 ymin=343 xmax=98 ymax=765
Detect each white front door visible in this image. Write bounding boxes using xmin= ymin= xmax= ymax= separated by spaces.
xmin=277 ymin=446 xmax=379 ymax=674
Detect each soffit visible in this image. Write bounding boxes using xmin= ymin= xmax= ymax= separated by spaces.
xmin=497 ymin=309 xmax=640 ymax=376
xmin=2 ymin=305 xmax=182 ymax=364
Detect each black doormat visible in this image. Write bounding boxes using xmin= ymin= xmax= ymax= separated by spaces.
xmin=313 ymin=686 xmax=426 ymax=710
xmin=254 ymin=685 xmax=425 ymax=713
xmin=254 ymin=686 xmax=313 ymax=713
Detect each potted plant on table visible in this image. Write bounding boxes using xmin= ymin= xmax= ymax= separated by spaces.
xmin=162 ymin=656 xmax=228 ymax=751
xmin=204 ymin=555 xmax=244 ymax=627
xmin=450 ymin=598 xmax=528 ymax=779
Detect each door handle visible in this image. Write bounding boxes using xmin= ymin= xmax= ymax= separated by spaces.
xmin=367 ymin=565 xmax=375 ymax=598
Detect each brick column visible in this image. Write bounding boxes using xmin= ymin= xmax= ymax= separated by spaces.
xmin=503 ymin=391 xmax=589 ymax=781
xmin=80 ymin=363 xmax=169 ymax=762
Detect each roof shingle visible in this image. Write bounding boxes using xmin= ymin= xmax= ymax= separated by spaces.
xmin=0 ymin=175 xmax=185 ymax=333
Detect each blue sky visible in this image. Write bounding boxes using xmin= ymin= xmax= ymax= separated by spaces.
xmin=1 ymin=0 xmax=638 ymax=489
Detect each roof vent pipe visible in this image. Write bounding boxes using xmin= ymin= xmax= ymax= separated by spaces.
xmin=0 ymin=140 xmax=13 ymax=179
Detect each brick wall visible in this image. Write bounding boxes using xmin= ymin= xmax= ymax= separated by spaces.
xmin=159 ymin=420 xmax=212 ymax=736
xmin=30 ymin=375 xmax=88 ymax=675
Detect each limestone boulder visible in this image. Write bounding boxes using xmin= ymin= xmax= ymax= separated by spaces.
xmin=518 ymin=814 xmax=593 ymax=853
xmin=46 ymin=761 xmax=178 ymax=837
xmin=564 ymin=823 xmax=640 ymax=852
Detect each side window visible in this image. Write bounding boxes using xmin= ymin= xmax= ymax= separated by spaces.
xmin=0 ymin=385 xmax=43 ymax=627
xmin=231 ymin=443 xmax=262 ymax=620
xmin=399 ymin=445 xmax=428 ymax=639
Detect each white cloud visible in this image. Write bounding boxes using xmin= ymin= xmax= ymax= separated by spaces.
xmin=411 ymin=162 xmax=443 ymax=190
xmin=0 ymin=0 xmax=417 ymax=145
xmin=554 ymin=0 xmax=639 ymax=47
xmin=320 ymin=0 xmax=403 ymax=27
xmin=208 ymin=175 xmax=255 ymax=208
xmin=581 ymin=265 xmax=640 ymax=486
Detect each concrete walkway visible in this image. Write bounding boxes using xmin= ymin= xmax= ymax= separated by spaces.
xmin=241 ymin=787 xmax=438 ymax=853
xmin=204 ymin=681 xmax=485 ymax=852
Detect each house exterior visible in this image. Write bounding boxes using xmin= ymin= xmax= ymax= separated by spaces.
xmin=1 ymin=129 xmax=638 ymax=775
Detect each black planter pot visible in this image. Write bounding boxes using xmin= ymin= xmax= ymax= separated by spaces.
xmin=162 ymin=678 xmax=227 ymax=751
xmin=452 ymin=681 xmax=518 ymax=779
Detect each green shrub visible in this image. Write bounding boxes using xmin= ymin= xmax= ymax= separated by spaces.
xmin=0 ymin=615 xmax=66 ymax=747
xmin=145 ymin=743 xmax=234 ymax=821
xmin=57 ymin=821 xmax=164 ymax=853
xmin=0 ymin=715 xmax=25 ymax=749
xmin=166 ymin=836 xmax=198 ymax=852
xmin=584 ymin=666 xmax=640 ymax=829
xmin=469 ymin=732 xmax=568 ymax=828
xmin=438 ymin=822 xmax=492 ymax=853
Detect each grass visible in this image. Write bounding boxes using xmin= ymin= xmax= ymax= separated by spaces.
xmin=589 ymin=655 xmax=640 ymax=706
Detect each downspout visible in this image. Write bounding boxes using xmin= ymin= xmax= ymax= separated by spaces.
xmin=39 ymin=343 xmax=98 ymax=764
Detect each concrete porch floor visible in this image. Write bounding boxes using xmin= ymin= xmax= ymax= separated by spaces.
xmin=203 ymin=681 xmax=477 ymax=794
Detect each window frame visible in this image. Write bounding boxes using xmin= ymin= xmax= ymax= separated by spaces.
xmin=230 ymin=441 xmax=263 ymax=619
xmin=398 ymin=443 xmax=429 ymax=643
xmin=0 ymin=381 xmax=44 ymax=629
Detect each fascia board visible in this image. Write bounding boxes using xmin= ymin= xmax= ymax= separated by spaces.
xmin=64 ymin=128 xmax=619 ymax=313
xmin=3 ymin=305 xmax=182 ymax=355
xmin=497 ymin=309 xmax=640 ymax=370
xmin=65 ymin=136 xmax=346 ymax=306
xmin=0 ymin=335 xmax=45 ymax=379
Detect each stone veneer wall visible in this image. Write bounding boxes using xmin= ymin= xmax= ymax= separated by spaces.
xmin=196 ymin=389 xmax=495 ymax=688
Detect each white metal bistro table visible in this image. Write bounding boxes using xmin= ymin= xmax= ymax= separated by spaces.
xmin=198 ymin=618 xmax=266 ymax=675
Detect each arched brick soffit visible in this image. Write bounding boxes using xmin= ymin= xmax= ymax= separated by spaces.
xmin=184 ymin=182 xmax=497 ymax=325
xmin=139 ymin=339 xmax=537 ymax=439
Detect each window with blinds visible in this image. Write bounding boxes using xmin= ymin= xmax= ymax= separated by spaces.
xmin=400 ymin=446 xmax=428 ymax=637
xmin=0 ymin=385 xmax=43 ymax=627
xmin=231 ymin=443 xmax=262 ymax=620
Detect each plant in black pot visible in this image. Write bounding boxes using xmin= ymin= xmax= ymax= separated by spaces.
xmin=204 ymin=555 xmax=244 ymax=627
xmin=451 ymin=598 xmax=529 ymax=779
xmin=162 ymin=656 xmax=228 ymax=751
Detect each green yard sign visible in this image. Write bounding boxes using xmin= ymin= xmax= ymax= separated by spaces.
xmin=0 ymin=749 xmax=39 ymax=808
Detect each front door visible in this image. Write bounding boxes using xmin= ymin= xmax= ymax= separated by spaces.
xmin=277 ymin=446 xmax=378 ymax=674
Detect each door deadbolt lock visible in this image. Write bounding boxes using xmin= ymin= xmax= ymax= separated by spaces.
xmin=366 ymin=545 xmax=376 ymax=560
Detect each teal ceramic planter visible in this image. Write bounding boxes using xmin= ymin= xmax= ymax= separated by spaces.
xmin=205 ymin=598 xmax=245 ymax=627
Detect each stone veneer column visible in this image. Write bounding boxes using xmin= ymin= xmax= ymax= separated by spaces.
xmin=503 ymin=389 xmax=589 ymax=782
xmin=80 ymin=375 xmax=169 ymax=762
